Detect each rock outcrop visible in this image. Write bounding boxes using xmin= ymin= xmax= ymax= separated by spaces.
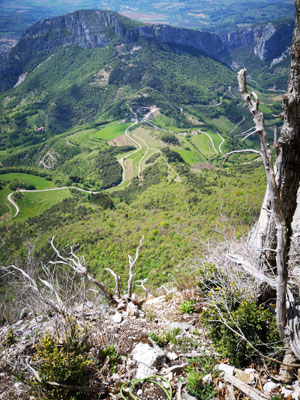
xmin=128 ymin=24 xmax=223 ymax=58
xmin=225 ymin=20 xmax=294 ymax=61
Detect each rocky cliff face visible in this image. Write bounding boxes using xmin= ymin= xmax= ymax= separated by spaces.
xmin=128 ymin=24 xmax=223 ymax=58
xmin=225 ymin=20 xmax=294 ymax=61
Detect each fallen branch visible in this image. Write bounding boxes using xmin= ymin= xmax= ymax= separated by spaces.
xmin=223 ymin=371 xmax=270 ymax=400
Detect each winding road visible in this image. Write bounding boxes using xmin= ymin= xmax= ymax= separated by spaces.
xmin=216 ymin=131 xmax=225 ymax=154
xmin=6 ymin=108 xmax=150 ymax=219
xmin=5 ymin=103 xmax=228 ymax=220
xmin=118 ymin=117 xmax=140 ymax=184
xmin=202 ymin=132 xmax=218 ymax=154
xmin=7 ymin=192 xmax=20 ymax=218
xmin=7 ymin=186 xmax=102 ymax=219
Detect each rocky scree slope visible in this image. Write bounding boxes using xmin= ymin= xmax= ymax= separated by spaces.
xmin=1 ymin=290 xmax=300 ymax=399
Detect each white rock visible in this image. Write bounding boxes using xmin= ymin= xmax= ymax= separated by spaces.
xmin=281 ymin=386 xmax=293 ymax=397
xmin=182 ymin=389 xmax=198 ymax=400
xmin=281 ymin=387 xmax=293 ymax=397
xmin=263 ymin=381 xmax=280 ymax=393
xmin=137 ymin=389 xmax=143 ymax=396
xmin=292 ymin=382 xmax=300 ymax=399
xmin=170 ymin=322 xmax=192 ymax=331
xmin=167 ymin=351 xmax=178 ymax=361
xmin=235 ymin=369 xmax=255 ymax=385
xmin=244 ymin=368 xmax=256 ymax=374
xmin=145 ymin=296 xmax=165 ymax=305
xmin=132 ymin=342 xmax=165 ymax=379
xmin=13 ymin=382 xmax=22 ymax=389
xmin=127 ymin=302 xmax=139 ymax=317
xmin=110 ymin=373 xmax=121 ymax=381
xmin=202 ymin=373 xmax=212 ymax=383
xmin=216 ymin=363 xmax=235 ymax=375
xmin=167 ymin=372 xmax=173 ymax=381
xmin=112 ymin=313 xmax=123 ymax=323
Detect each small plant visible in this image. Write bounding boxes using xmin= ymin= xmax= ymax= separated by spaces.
xmin=201 ymin=300 xmax=280 ymax=367
xmin=5 ymin=327 xmax=17 ymax=347
xmin=149 ymin=328 xmax=181 ymax=347
xmin=32 ymin=321 xmax=92 ymax=399
xmin=149 ymin=332 xmax=167 ymax=347
xmin=98 ymin=345 xmax=121 ymax=375
xmin=145 ymin=309 xmax=156 ymax=321
xmin=165 ymin=292 xmax=173 ymax=301
xmin=185 ymin=354 xmax=218 ymax=400
xmin=180 ymin=299 xmax=196 ymax=314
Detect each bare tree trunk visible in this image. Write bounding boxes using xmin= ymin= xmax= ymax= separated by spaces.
xmin=246 ymin=0 xmax=300 ymax=359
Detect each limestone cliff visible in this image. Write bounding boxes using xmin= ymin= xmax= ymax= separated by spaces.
xmin=225 ymin=20 xmax=294 ymax=61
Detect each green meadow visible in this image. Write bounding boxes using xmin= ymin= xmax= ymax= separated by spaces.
xmin=94 ymin=122 xmax=132 ymax=140
xmin=0 ymin=173 xmax=55 ymax=189
xmin=14 ymin=189 xmax=71 ymax=222
xmin=175 ymin=148 xmax=203 ymax=165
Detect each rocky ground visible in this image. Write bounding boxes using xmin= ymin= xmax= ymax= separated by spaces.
xmin=0 ymin=290 xmax=300 ymax=399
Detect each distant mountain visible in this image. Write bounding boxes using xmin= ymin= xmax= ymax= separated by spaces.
xmin=225 ymin=19 xmax=293 ymax=62
xmin=0 ymin=10 xmax=293 ymax=93
xmin=0 ymin=10 xmax=223 ymax=92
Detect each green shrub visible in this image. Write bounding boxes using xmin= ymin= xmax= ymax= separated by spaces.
xmin=160 ymin=132 xmax=180 ymax=146
xmin=98 ymin=345 xmax=121 ymax=375
xmin=201 ymin=300 xmax=280 ymax=367
xmin=9 ymin=180 xmax=36 ymax=190
xmin=145 ymin=153 xmax=160 ymax=164
xmin=4 ymin=327 xmax=17 ymax=347
xmin=180 ymin=300 xmax=196 ymax=314
xmin=87 ymin=192 xmax=115 ymax=209
xmin=32 ymin=321 xmax=92 ymax=399
xmin=161 ymin=147 xmax=185 ymax=163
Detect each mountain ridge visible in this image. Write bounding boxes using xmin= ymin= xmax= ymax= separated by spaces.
xmin=1 ymin=9 xmax=293 ymax=92
xmin=0 ymin=9 xmax=223 ymax=91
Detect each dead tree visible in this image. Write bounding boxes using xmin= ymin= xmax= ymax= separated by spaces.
xmin=224 ymin=0 xmax=300 ymax=367
xmin=49 ymin=235 xmax=147 ymax=308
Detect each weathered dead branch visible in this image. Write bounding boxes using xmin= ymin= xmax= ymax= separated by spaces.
xmin=221 ymin=149 xmax=262 ymax=165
